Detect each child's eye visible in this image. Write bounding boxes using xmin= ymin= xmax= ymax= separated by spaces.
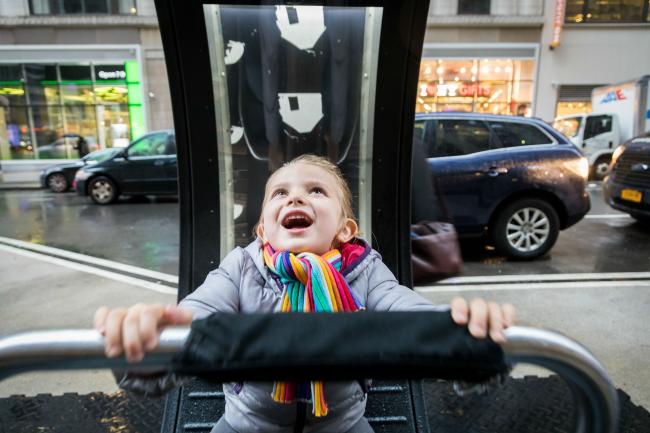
xmin=310 ymin=187 xmax=325 ymax=195
xmin=271 ymin=189 xmax=287 ymax=198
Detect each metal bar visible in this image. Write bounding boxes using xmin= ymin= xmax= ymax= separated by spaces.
xmin=0 ymin=326 xmax=618 ymax=433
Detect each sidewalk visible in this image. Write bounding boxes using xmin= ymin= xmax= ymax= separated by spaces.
xmin=0 ymin=244 xmax=176 ymax=397
xmin=0 ymin=159 xmax=60 ymax=190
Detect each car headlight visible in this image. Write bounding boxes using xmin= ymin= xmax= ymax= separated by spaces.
xmin=74 ymin=169 xmax=92 ymax=181
xmin=564 ymin=157 xmax=589 ymax=180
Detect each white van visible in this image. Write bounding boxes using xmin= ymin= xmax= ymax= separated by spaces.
xmin=553 ymin=75 xmax=649 ymax=180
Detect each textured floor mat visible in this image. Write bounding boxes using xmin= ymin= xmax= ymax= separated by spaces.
xmin=0 ymin=376 xmax=648 ymax=433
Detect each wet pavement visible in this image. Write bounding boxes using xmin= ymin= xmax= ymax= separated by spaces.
xmin=0 ymin=184 xmax=648 ymax=277
xmin=0 ymin=190 xmax=180 ymax=275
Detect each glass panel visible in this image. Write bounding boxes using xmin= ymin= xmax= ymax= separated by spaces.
xmin=64 ymin=105 xmax=98 ymax=154
xmin=63 ymin=0 xmax=83 ymax=13
xmin=85 ymin=0 xmax=109 ymax=13
xmin=33 ymin=106 xmax=65 ymax=158
xmin=0 ymin=65 xmax=22 ymax=81
xmin=0 ymin=85 xmax=27 ymax=107
xmin=127 ymin=133 xmax=168 ymax=157
xmin=94 ymin=85 xmax=128 ymax=104
xmin=553 ymin=116 xmax=583 ymax=138
xmin=435 ymin=119 xmax=490 ymax=156
xmin=489 ymin=122 xmax=553 ymax=148
xmin=458 ymin=0 xmax=490 ymax=14
xmin=60 ymin=65 xmax=92 ymax=81
xmin=416 ymin=59 xmax=535 ymax=116
xmin=0 ymin=106 xmax=31 ymax=160
xmin=585 ymin=0 xmax=644 ymax=21
xmin=30 ymin=0 xmax=52 ymax=14
xmin=97 ymin=104 xmax=130 ymax=148
xmin=565 ymin=0 xmax=586 ymax=22
xmin=555 ymin=101 xmax=592 ymax=117
xmin=203 ymin=4 xmax=382 ymax=257
xmin=61 ymin=83 xmax=94 ymax=105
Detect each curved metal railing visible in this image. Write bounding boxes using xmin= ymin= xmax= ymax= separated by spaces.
xmin=0 ymin=326 xmax=618 ymax=433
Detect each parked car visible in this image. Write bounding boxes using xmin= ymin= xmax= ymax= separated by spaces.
xmin=40 ymin=148 xmax=123 ymax=193
xmin=37 ymin=134 xmax=98 ymax=159
xmin=74 ymin=130 xmax=177 ymax=204
xmin=603 ymin=134 xmax=650 ymax=222
xmin=414 ymin=113 xmax=591 ymax=260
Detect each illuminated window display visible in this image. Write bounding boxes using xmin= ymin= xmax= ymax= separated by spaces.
xmin=0 ymin=62 xmax=144 ymax=160
xmin=416 ymin=59 xmax=535 ymax=117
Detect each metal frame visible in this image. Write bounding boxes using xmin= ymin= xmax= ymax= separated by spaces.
xmin=0 ymin=325 xmax=619 ymax=433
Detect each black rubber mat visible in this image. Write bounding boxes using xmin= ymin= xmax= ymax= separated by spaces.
xmin=1 ymin=376 xmax=648 ymax=433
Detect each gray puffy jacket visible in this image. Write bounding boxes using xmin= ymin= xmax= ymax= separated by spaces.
xmin=123 ymin=238 xmax=448 ymax=433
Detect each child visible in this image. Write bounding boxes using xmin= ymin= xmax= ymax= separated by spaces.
xmin=95 ymin=154 xmax=515 ymax=433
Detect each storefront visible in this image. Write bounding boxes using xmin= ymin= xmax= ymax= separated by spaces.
xmin=416 ymin=44 xmax=538 ymax=117
xmin=0 ymin=47 xmax=146 ymax=160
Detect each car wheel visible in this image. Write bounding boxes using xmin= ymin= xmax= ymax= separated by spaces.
xmin=47 ymin=173 xmax=68 ymax=193
xmin=88 ymin=176 xmax=118 ymax=204
xmin=493 ymin=198 xmax=560 ymax=260
xmin=591 ymin=156 xmax=611 ymax=181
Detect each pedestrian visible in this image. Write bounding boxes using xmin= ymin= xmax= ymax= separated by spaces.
xmin=76 ymin=135 xmax=89 ymax=158
xmin=94 ymin=154 xmax=515 ymax=433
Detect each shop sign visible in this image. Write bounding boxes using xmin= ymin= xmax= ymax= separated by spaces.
xmin=423 ymin=82 xmax=491 ymax=98
xmin=599 ymin=88 xmax=628 ymax=104
xmin=95 ymin=66 xmax=127 ymax=81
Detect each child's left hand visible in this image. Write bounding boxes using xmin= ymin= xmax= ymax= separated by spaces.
xmin=450 ymin=297 xmax=515 ymax=343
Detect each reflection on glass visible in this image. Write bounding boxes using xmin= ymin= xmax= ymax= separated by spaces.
xmin=61 ymin=84 xmax=94 ymax=105
xmin=565 ymin=0 xmax=646 ymax=22
xmin=32 ymin=105 xmax=64 ymax=157
xmin=95 ymin=85 xmax=128 ymax=104
xmin=204 ymin=4 xmax=381 ymax=256
xmin=0 ymin=106 xmax=31 ymax=159
xmin=555 ymin=101 xmax=591 ymax=117
xmin=417 ymin=59 xmax=535 ymax=116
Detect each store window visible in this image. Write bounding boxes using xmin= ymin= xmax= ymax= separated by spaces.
xmin=29 ymin=0 xmax=137 ymax=15
xmin=458 ymin=0 xmax=491 ymax=14
xmin=416 ymin=58 xmax=535 ymax=116
xmin=0 ymin=62 xmax=143 ymax=160
xmin=565 ymin=0 xmax=649 ymax=23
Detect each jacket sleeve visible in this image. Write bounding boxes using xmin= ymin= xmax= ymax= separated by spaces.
xmin=365 ymin=255 xmax=449 ymax=313
xmin=178 ymin=247 xmax=244 ymax=318
xmin=116 ymin=248 xmax=245 ymax=396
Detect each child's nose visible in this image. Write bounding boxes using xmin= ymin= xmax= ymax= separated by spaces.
xmin=286 ymin=190 xmax=306 ymax=205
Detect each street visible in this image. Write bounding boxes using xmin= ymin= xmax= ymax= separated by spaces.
xmin=0 ymin=184 xmax=649 ymax=410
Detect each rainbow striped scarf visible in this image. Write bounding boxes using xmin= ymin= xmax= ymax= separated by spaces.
xmin=263 ymin=242 xmax=364 ymax=417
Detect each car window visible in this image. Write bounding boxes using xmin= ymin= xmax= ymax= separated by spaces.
xmin=434 ymin=119 xmax=490 ymax=157
xmin=127 ymin=133 xmax=169 ymax=157
xmin=584 ymin=115 xmax=613 ymax=140
xmin=489 ymin=121 xmax=553 ymax=148
xmin=553 ymin=117 xmax=582 ymax=138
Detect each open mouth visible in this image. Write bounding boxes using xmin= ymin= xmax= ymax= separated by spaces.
xmin=281 ymin=212 xmax=313 ymax=230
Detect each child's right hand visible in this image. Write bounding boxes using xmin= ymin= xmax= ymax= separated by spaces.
xmin=94 ymin=304 xmax=193 ymax=363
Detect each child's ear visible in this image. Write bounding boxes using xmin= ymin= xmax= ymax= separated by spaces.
xmin=255 ymin=222 xmax=265 ymax=240
xmin=337 ymin=218 xmax=358 ymax=244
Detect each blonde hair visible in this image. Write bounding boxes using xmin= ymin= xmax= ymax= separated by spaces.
xmin=255 ymin=154 xmax=356 ymax=235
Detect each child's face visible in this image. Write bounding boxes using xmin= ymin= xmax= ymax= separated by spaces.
xmin=258 ymin=163 xmax=357 ymax=255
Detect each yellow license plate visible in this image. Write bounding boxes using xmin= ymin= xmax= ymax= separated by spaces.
xmin=621 ymin=188 xmax=642 ymax=203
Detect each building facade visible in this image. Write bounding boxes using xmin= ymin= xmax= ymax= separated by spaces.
xmin=421 ymin=0 xmax=650 ymax=122
xmin=0 ymin=0 xmax=172 ymax=161
xmin=1 ymin=0 xmax=648 ymax=161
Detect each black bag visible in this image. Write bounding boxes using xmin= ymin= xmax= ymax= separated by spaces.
xmin=411 ymin=221 xmax=462 ymax=285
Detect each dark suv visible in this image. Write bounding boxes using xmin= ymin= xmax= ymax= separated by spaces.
xmin=74 ymin=130 xmax=177 ymax=204
xmin=414 ymin=113 xmax=590 ymax=260
xmin=603 ymin=134 xmax=650 ymax=222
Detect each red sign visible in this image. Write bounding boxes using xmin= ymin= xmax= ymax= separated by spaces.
xmin=424 ymin=82 xmax=491 ymax=98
